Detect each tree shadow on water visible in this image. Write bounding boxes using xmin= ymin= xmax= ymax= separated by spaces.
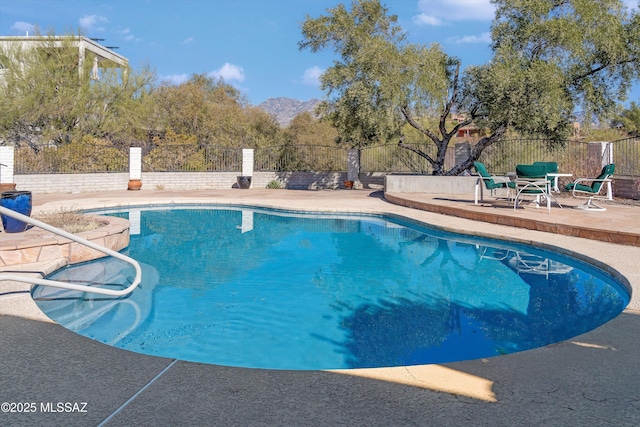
xmin=331 ymin=281 xmax=627 ymax=369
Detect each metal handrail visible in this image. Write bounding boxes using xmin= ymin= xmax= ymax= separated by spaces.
xmin=0 ymin=206 xmax=142 ymax=296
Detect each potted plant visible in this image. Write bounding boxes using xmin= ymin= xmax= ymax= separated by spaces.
xmin=237 ymin=176 xmax=252 ymax=189
xmin=0 ymin=190 xmax=33 ymax=233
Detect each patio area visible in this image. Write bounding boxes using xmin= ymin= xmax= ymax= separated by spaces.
xmin=1 ymin=189 xmax=639 ymax=426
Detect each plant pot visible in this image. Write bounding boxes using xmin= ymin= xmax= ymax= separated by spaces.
xmin=237 ymin=176 xmax=252 ymax=189
xmin=128 ymin=179 xmax=142 ymax=190
xmin=344 ymin=180 xmax=354 ymax=189
xmin=0 ymin=183 xmax=17 ymax=192
xmin=1 ymin=190 xmax=32 ymax=233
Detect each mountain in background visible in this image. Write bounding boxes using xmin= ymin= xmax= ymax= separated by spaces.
xmin=257 ymin=97 xmax=321 ymax=127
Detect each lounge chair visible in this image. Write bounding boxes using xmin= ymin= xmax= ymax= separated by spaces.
xmin=473 ymin=162 xmax=514 ymax=205
xmin=565 ymin=164 xmax=615 ymax=211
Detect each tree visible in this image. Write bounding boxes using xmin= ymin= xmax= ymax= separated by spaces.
xmin=151 ymin=74 xmax=280 ymax=148
xmin=0 ymin=31 xmax=154 ymax=148
xmin=614 ymin=102 xmax=640 ymax=136
xmin=278 ymin=112 xmax=341 ymax=171
xmin=282 ymin=112 xmax=339 ymax=146
xmin=299 ymin=0 xmax=407 ymax=149
xmin=301 ymin=0 xmax=640 ymax=175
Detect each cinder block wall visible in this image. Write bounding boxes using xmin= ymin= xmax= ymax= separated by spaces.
xmin=15 ymin=173 xmax=130 ymax=193
xmin=15 ymin=171 xmax=637 ymax=199
xmin=14 ymin=171 xmax=353 ymax=193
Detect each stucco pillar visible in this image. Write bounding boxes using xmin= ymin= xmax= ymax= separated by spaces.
xmin=128 ymin=147 xmax=142 ymax=190
xmin=455 ymin=142 xmax=471 ymax=172
xmin=347 ymin=149 xmax=360 ymax=189
xmin=237 ymin=149 xmax=254 ymax=189
xmin=587 ymin=142 xmax=614 ymax=175
xmin=0 ymin=146 xmax=16 ymax=191
xmin=242 ymin=149 xmax=254 ymax=177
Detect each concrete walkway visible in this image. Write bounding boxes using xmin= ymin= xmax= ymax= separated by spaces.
xmin=1 ymin=189 xmax=639 ymax=426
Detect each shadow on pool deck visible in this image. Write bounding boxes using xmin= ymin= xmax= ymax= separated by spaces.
xmin=1 ymin=311 xmax=639 ymax=426
xmin=1 ymin=189 xmax=640 ymax=426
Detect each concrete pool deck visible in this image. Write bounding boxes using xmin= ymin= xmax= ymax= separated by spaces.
xmin=1 ymin=189 xmax=639 ymax=426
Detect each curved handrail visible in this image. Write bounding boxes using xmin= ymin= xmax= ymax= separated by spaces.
xmin=0 ymin=206 xmax=142 ymax=296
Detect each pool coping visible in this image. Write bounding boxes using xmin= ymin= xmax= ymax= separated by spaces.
xmin=2 ymin=189 xmax=640 ymax=426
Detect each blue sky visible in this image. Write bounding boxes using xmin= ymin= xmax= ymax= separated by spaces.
xmin=1 ymin=0 xmax=638 ymax=106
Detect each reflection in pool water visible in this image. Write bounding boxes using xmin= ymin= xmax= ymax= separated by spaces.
xmin=33 ymin=206 xmax=629 ymax=370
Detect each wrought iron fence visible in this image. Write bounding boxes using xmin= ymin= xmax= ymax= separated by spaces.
xmin=12 ymin=138 xmax=640 ymax=177
xmin=142 ymin=145 xmax=242 ymax=172
xmin=476 ymin=139 xmax=590 ymax=177
xmin=611 ymin=137 xmax=640 ymax=176
xmin=360 ymin=143 xmax=439 ymax=173
xmin=360 ymin=139 xmax=593 ymax=177
xmin=14 ymin=143 xmax=128 ymax=174
xmin=255 ymin=145 xmax=347 ymax=172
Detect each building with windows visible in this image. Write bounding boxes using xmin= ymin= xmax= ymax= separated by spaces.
xmin=0 ymin=35 xmax=127 ymax=83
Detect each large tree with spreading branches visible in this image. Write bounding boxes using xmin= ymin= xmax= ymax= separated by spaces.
xmin=300 ymin=0 xmax=640 ymax=175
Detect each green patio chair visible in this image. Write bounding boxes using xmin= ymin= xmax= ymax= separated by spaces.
xmin=565 ymin=164 xmax=615 ymax=211
xmin=515 ymin=163 xmax=547 ymax=179
xmin=533 ymin=161 xmax=559 ymax=189
xmin=514 ymin=164 xmax=553 ymax=213
xmin=473 ymin=162 xmax=514 ymax=205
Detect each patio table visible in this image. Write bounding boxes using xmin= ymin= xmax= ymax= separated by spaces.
xmin=514 ymin=178 xmax=553 ymax=213
xmin=546 ymin=173 xmax=573 ymax=192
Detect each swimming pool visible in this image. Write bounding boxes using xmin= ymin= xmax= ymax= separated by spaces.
xmin=32 ymin=205 xmax=629 ymax=370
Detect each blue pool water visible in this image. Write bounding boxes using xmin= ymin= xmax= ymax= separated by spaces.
xmin=33 ymin=206 xmax=629 ymax=370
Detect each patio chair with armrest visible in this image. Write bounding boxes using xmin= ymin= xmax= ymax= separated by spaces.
xmin=565 ymin=164 xmax=615 ymax=211
xmin=533 ymin=161 xmax=558 ymax=190
xmin=514 ymin=164 xmax=552 ymax=213
xmin=473 ymin=162 xmax=515 ymax=205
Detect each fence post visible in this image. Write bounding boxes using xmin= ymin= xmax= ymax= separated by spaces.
xmin=587 ymin=142 xmax=613 ymax=175
xmin=128 ymin=147 xmax=142 ymax=190
xmin=240 ymin=149 xmax=254 ymax=189
xmin=455 ymin=142 xmax=471 ymax=172
xmin=0 ymin=146 xmax=16 ymax=191
xmin=347 ymin=149 xmax=360 ymax=186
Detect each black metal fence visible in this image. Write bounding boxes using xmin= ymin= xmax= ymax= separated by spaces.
xmin=14 ymin=143 xmax=128 ymax=174
xmin=360 ymin=139 xmax=593 ymax=177
xmin=255 ymin=145 xmax=347 ymax=172
xmin=611 ymin=137 xmax=640 ymax=176
xmin=360 ymin=143 xmax=441 ymax=174
xmin=141 ymin=145 xmax=242 ymax=172
xmin=13 ymin=138 xmax=640 ymax=177
xmin=476 ymin=139 xmax=591 ymax=176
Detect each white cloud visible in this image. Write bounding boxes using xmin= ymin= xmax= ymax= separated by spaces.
xmin=413 ymin=0 xmax=495 ymax=26
xmin=182 ymin=37 xmax=195 ymax=45
xmin=79 ymin=14 xmax=109 ymax=32
xmin=11 ymin=21 xmax=35 ymax=35
xmin=451 ymin=32 xmax=492 ymax=44
xmin=302 ymin=66 xmax=323 ymax=87
xmin=160 ymin=74 xmax=189 ymax=85
xmin=208 ymin=63 xmax=245 ymax=83
xmin=412 ymin=14 xmax=443 ymax=26
xmin=117 ymin=28 xmax=139 ymax=43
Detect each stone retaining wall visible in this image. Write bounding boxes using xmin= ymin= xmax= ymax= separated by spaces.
xmin=612 ymin=177 xmax=640 ymax=200
xmin=0 ymin=215 xmax=130 ymax=267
